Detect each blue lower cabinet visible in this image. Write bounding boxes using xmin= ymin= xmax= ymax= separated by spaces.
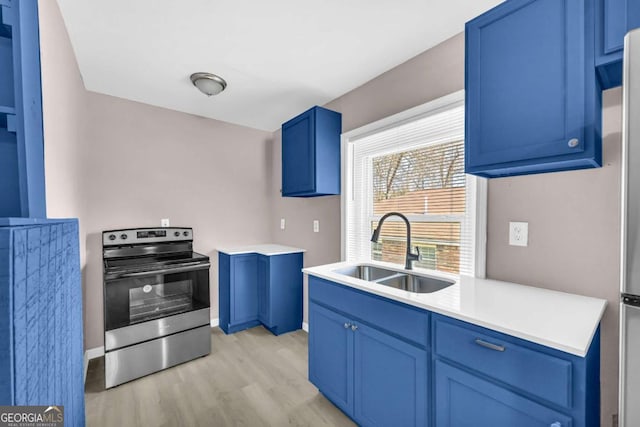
xmin=219 ymin=251 xmax=303 ymax=335
xmin=309 ymin=303 xmax=354 ymax=415
xmin=309 ymin=302 xmax=427 ymax=426
xmin=354 ymin=323 xmax=428 ymax=426
xmin=308 ymin=278 xmax=600 ymax=427
xmin=434 ymin=360 xmax=572 ymax=427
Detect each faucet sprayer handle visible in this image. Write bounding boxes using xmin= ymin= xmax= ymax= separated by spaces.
xmin=415 ymin=246 xmax=422 ymax=260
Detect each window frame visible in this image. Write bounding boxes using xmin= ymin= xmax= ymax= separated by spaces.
xmin=340 ymin=91 xmax=487 ymax=278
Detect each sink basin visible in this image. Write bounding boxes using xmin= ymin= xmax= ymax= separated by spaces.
xmin=333 ymin=265 xmax=398 ymax=281
xmin=376 ymin=273 xmax=455 ymax=294
xmin=333 ymin=263 xmax=455 ymax=294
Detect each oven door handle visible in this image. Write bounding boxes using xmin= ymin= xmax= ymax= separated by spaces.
xmin=109 ymin=262 xmax=211 ymax=279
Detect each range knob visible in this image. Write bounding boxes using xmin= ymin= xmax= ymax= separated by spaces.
xmin=120 ymin=233 xmax=128 ymax=240
xmin=183 ymin=231 xmax=189 ymax=236
xmin=108 ymin=234 xmax=116 ymax=241
xmin=174 ymin=231 xmax=180 ymax=237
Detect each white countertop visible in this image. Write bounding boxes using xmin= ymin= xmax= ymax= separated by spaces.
xmin=303 ymin=260 xmax=607 ymax=357
xmin=217 ymin=244 xmax=306 ymax=256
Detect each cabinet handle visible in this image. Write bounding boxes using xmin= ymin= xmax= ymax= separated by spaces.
xmin=474 ymin=338 xmax=505 ymax=352
xmin=550 ymin=422 xmax=562 ymax=427
xmin=344 ymin=323 xmax=351 ymax=329
xmin=567 ymin=138 xmax=579 ymax=148
xmin=351 ymin=325 xmax=358 ymax=331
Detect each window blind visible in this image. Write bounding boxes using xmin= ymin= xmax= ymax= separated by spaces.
xmin=345 ymin=103 xmax=478 ymax=276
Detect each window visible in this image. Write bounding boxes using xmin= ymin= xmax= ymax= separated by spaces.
xmin=342 ymin=92 xmax=486 ymax=277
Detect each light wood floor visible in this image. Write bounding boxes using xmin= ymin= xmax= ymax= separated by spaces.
xmin=85 ymin=326 xmax=356 ymax=427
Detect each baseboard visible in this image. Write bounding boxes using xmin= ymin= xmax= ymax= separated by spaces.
xmin=302 ymin=322 xmax=309 ymax=333
xmin=83 ymin=320 xmax=220 ymax=383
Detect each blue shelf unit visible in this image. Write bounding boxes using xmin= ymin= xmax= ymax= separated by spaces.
xmin=281 ymin=106 xmax=342 ymax=197
xmin=0 ymin=0 xmax=45 ymax=218
xmin=465 ymin=0 xmax=602 ymax=178
xmin=308 ymin=276 xmax=600 ymax=427
xmin=219 ymin=251 xmax=303 ymax=335
xmin=0 ymin=219 xmax=85 ymax=426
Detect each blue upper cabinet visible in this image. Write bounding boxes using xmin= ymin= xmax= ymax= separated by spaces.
xmin=282 ymin=106 xmax=341 ymax=197
xmin=465 ymin=0 xmax=602 ymax=178
xmin=596 ymin=0 xmax=640 ymax=88
xmin=0 ymin=0 xmax=45 ymax=218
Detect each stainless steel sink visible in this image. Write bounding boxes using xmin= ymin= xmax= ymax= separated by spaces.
xmin=333 ymin=264 xmax=455 ymax=294
xmin=377 ymin=273 xmax=455 ymax=293
xmin=333 ymin=265 xmax=398 ymax=281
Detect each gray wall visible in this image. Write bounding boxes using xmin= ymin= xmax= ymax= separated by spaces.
xmin=39 ymin=0 xmax=274 ymax=351
xmin=270 ymin=32 xmax=620 ymax=425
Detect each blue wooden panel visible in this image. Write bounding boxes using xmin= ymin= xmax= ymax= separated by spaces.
xmin=434 ymin=360 xmax=572 ymax=427
xmin=309 ymin=276 xmax=429 ymax=348
xmin=267 ymin=252 xmax=303 ymax=335
xmin=231 ymin=254 xmax=258 ymax=325
xmin=308 ymin=303 xmax=354 ymax=416
xmin=314 ymin=107 xmax=341 ymax=195
xmin=0 ymin=129 xmax=21 ymax=217
xmin=282 ymin=108 xmax=315 ymax=196
xmin=218 ymin=253 xmax=231 ymax=333
xmin=0 ymin=229 xmax=14 ymax=404
xmin=465 ymin=0 xmax=601 ymax=177
xmin=433 ymin=316 xmax=572 ymax=408
xmin=257 ymin=255 xmax=270 ymax=326
xmin=11 ymin=0 xmax=45 ymax=218
xmin=0 ymin=220 xmax=84 ymax=424
xmin=354 ymin=322 xmax=427 ymax=427
xmin=0 ymin=35 xmax=14 ymax=109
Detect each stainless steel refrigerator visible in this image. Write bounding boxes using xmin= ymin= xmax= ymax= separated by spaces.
xmin=620 ymin=28 xmax=640 ymax=427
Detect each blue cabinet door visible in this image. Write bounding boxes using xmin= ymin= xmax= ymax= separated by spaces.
xmin=308 ymin=303 xmax=354 ymax=416
xmin=596 ymin=0 xmax=640 ymax=88
xmin=434 ymin=360 xmax=572 ymax=427
xmin=465 ymin=0 xmax=601 ymax=177
xmin=230 ymin=254 xmax=259 ymax=325
xmin=282 ymin=109 xmax=315 ymax=196
xmin=257 ymin=255 xmax=270 ymax=326
xmin=354 ymin=323 xmax=428 ymax=427
xmin=281 ymin=106 xmax=341 ymax=197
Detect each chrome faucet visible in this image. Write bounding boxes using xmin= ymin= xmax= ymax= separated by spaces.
xmin=370 ymin=212 xmax=421 ymax=270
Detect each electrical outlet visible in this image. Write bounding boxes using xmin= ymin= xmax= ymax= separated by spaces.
xmin=313 ymin=220 xmax=320 ymax=233
xmin=161 ymin=218 xmax=170 ymax=227
xmin=280 ymin=218 xmax=286 ymax=230
xmin=509 ymin=221 xmax=528 ymax=246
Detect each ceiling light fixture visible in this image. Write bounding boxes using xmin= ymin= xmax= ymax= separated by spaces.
xmin=190 ymin=72 xmax=227 ymax=96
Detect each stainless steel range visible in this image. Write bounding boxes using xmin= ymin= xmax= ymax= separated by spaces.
xmin=102 ymin=227 xmax=211 ymax=388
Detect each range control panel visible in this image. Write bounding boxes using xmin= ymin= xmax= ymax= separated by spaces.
xmin=102 ymin=227 xmax=192 ymax=246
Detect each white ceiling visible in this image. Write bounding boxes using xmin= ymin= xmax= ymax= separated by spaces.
xmin=56 ymin=0 xmax=503 ymax=131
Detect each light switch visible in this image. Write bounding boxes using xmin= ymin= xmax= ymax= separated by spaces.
xmin=280 ymin=218 xmax=286 ymax=230
xmin=313 ymin=220 xmax=320 ymax=233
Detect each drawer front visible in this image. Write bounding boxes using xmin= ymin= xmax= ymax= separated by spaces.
xmin=433 ymin=316 xmax=572 ymax=408
xmin=309 ymin=276 xmax=429 ymax=347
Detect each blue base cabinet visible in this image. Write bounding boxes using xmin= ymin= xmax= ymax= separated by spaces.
xmin=219 ymin=251 xmax=303 ymax=335
xmin=281 ymin=106 xmax=341 ymax=197
xmin=0 ymin=219 xmax=84 ymax=426
xmin=308 ymin=276 xmax=600 ymax=427
xmin=596 ymin=0 xmax=640 ymax=89
xmin=465 ymin=0 xmax=602 ymax=177
xmin=309 ymin=277 xmax=429 ymax=427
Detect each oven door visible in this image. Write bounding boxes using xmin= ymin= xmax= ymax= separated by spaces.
xmin=104 ymin=262 xmax=210 ymax=334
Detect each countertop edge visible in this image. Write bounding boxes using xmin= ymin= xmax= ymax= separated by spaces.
xmin=303 ymin=264 xmax=607 ymax=358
